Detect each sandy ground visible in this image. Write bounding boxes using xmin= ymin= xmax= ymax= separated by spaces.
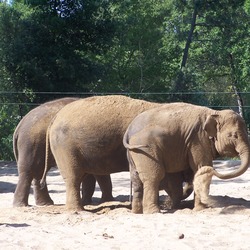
xmin=0 ymin=160 xmax=250 ymax=250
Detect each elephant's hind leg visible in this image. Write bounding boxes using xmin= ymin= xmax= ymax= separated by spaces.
xmin=142 ymin=180 xmax=161 ymax=214
xmin=61 ymin=165 xmax=85 ymax=211
xmin=33 ymin=179 xmax=54 ymax=206
xmin=65 ymin=177 xmax=83 ymax=211
xmin=131 ymin=169 xmax=143 ymax=214
xmin=13 ymin=172 xmax=33 ymax=207
xmin=96 ymin=175 xmax=114 ymax=203
xmin=131 ymin=151 xmax=164 ymax=214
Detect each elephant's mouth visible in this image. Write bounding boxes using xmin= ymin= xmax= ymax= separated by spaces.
xmin=216 ymin=142 xmax=238 ymax=158
xmin=220 ymin=149 xmax=238 ymax=158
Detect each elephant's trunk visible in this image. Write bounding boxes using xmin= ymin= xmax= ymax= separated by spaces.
xmin=213 ymin=150 xmax=250 ymax=179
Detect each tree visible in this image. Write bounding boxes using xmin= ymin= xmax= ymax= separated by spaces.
xmin=0 ymin=0 xmax=116 ymax=99
xmin=91 ymin=0 xmax=180 ymax=101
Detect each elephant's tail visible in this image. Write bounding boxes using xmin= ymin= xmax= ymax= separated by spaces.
xmin=40 ymin=122 xmax=52 ymax=189
xmin=123 ymin=128 xmax=148 ymax=150
xmin=12 ymin=130 xmax=19 ymax=162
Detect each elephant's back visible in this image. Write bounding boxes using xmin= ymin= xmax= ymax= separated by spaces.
xmin=13 ymin=97 xmax=79 ymax=161
xmin=49 ymin=95 xmax=161 ymax=157
xmin=54 ymin=95 xmax=159 ymax=116
xmin=51 ymin=95 xmax=161 ymax=131
xmin=14 ymin=97 xmax=79 ymax=136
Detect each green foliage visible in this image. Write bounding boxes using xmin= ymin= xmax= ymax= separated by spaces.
xmin=0 ymin=0 xmax=116 ymax=97
xmin=0 ymin=104 xmax=21 ymax=160
xmin=244 ymin=0 xmax=250 ymax=14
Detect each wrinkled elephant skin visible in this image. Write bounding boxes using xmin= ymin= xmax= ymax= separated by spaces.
xmin=123 ymin=103 xmax=250 ymax=213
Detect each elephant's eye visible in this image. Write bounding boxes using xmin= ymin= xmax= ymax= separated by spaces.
xmin=233 ymin=132 xmax=238 ymax=139
xmin=227 ymin=132 xmax=238 ymax=139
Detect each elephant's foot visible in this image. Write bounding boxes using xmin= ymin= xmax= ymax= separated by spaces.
xmin=35 ymin=198 xmax=54 ymax=206
xmin=13 ymin=199 xmax=29 ymax=207
xmin=82 ymin=197 xmax=92 ymax=206
xmin=82 ymin=193 xmax=115 ymax=205
xmin=33 ymin=180 xmax=54 ymax=206
xmin=143 ymin=204 xmax=160 ymax=214
xmin=66 ymin=190 xmax=83 ymax=211
xmin=13 ymin=191 xmax=29 ymax=207
xmin=66 ymin=203 xmax=83 ymax=211
xmin=193 ymin=202 xmax=208 ymax=211
xmin=170 ymin=199 xmax=181 ymax=210
xmin=132 ymin=199 xmax=143 ymax=214
xmin=100 ymin=195 xmax=115 ymax=203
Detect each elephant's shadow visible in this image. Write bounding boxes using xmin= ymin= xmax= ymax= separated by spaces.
xmin=206 ymin=195 xmax=250 ymax=213
xmin=84 ymin=194 xmax=250 ymax=214
xmin=160 ymin=194 xmax=250 ymax=214
xmin=84 ymin=198 xmax=131 ymax=214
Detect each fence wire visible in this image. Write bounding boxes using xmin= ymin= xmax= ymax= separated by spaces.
xmin=1 ymin=91 xmax=250 ymax=110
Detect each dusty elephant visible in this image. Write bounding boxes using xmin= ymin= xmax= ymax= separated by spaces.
xmin=13 ymin=97 xmax=113 ymax=207
xmin=40 ymin=95 xmax=193 ymax=210
xmin=123 ymin=102 xmax=250 ymax=213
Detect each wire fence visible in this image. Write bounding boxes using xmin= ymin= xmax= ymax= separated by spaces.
xmin=1 ymin=90 xmax=250 ymax=109
xmin=1 ymin=91 xmax=250 ymax=108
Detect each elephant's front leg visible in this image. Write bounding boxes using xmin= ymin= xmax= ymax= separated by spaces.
xmin=95 ymin=175 xmax=114 ymax=203
xmin=193 ymin=166 xmax=213 ymax=211
xmin=163 ymin=173 xmax=184 ymax=209
xmin=81 ymin=174 xmax=114 ymax=205
xmin=81 ymin=174 xmax=96 ymax=205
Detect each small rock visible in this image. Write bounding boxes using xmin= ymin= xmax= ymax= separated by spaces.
xmin=178 ymin=233 xmax=184 ymax=239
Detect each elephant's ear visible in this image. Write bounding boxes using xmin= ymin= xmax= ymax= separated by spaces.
xmin=203 ymin=114 xmax=218 ymax=138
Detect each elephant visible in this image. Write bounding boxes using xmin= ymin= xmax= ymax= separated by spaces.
xmin=40 ymin=95 xmax=194 ymax=211
xmin=123 ymin=102 xmax=250 ymax=214
xmin=13 ymin=97 xmax=113 ymax=207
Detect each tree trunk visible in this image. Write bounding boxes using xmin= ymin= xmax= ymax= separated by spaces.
xmin=229 ymin=53 xmax=244 ymax=117
xmin=180 ymin=4 xmax=198 ymax=69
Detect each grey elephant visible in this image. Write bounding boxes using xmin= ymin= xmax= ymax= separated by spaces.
xmin=13 ymin=97 xmax=113 ymax=207
xmin=40 ymin=95 xmax=193 ymax=211
xmin=123 ymin=102 xmax=250 ymax=213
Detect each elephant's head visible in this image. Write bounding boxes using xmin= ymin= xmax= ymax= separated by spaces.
xmin=204 ymin=110 xmax=250 ymax=179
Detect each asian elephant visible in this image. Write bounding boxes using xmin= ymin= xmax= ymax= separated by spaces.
xmin=13 ymin=97 xmax=113 ymax=207
xmin=40 ymin=95 xmax=194 ymax=211
xmin=123 ymin=102 xmax=250 ymax=214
